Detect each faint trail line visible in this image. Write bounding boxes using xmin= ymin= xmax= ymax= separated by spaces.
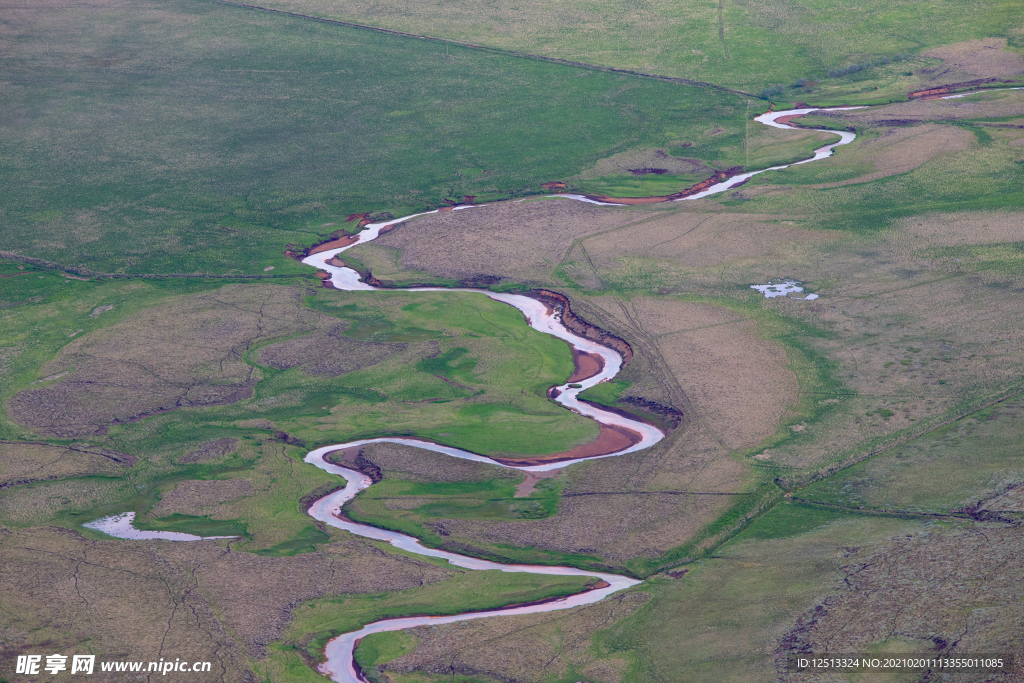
xmin=718 ymin=0 xmax=731 ymax=59
xmin=213 ymin=0 xmax=755 ymax=98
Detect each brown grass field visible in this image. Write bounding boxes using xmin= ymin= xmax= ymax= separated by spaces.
xmin=922 ymin=38 xmax=1024 ymax=79
xmin=149 ymin=478 xmax=256 ymax=516
xmin=0 ymin=526 xmax=455 ymax=678
xmin=7 ymin=285 xmax=320 ymax=437
xmin=258 ymin=323 xmax=403 ymax=377
xmin=347 ymin=199 xmax=656 ymax=285
xmin=799 ymin=124 xmax=974 ymax=189
xmin=580 ymin=210 xmax=836 ymax=277
xmin=0 ymin=442 xmax=125 ymax=488
xmin=379 ymin=514 xmax=1023 ymax=683
xmin=629 ymin=298 xmax=799 ymax=451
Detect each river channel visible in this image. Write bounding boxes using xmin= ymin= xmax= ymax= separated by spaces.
xmin=83 ymin=91 xmax=1010 ymax=682
xmin=297 ymin=100 xmax=921 ymax=681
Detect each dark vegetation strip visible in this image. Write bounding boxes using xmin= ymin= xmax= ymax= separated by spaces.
xmin=717 ymin=0 xmax=731 ymax=60
xmin=788 ymin=497 xmax=1020 ymax=526
xmin=0 ymin=440 xmax=135 ymax=466
xmin=215 ymin=0 xmax=756 ymax=99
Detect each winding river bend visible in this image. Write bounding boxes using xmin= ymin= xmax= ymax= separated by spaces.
xmin=84 ymin=91 xmax=1012 ymax=682
xmin=302 ymin=216 xmax=662 ymax=682
xmin=297 ymin=100 xmax=920 ymax=681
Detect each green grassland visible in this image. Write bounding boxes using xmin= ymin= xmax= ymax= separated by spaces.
xmin=254 ymin=290 xmax=595 ymax=456
xmin=248 ymin=0 xmax=1024 ymax=95
xmin=0 ymin=273 xmax=600 ymax=553
xmin=0 ymin=0 xmax=844 ymax=277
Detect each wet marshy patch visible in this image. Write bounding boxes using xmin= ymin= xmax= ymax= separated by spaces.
xmin=751 ymin=279 xmax=819 ymax=300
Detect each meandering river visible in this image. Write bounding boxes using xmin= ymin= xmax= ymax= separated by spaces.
xmin=84 ymin=91 xmax=1012 ymax=682
xmin=295 ymin=101 xmax=907 ymax=681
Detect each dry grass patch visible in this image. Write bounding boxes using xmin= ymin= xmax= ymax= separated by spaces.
xmin=347 ymin=199 xmax=655 ymax=285
xmin=358 ymin=442 xmax=519 ymax=484
xmin=437 ymin=472 xmax=732 ymax=564
xmin=258 ymin=323 xmax=402 ymax=377
xmin=631 ymin=297 xmax=799 ymax=451
xmin=0 ymin=442 xmax=124 ymax=487
xmin=178 ymin=437 xmax=240 ymax=464
xmin=803 ymin=124 xmax=974 ymax=188
xmin=922 ymin=37 xmax=1024 ymax=79
xmin=150 ymin=478 xmax=256 ymax=516
xmin=7 ymin=285 xmax=319 ymax=437
xmin=0 ymin=526 xmax=453 ymax=673
xmin=896 ymin=210 xmax=1024 ymax=246
xmin=582 ymin=211 xmax=833 ymax=271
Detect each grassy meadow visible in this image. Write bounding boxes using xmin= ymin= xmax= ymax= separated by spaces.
xmin=0 ymin=0 xmax=830 ymax=277
xmin=246 ymin=0 xmax=1024 ymax=95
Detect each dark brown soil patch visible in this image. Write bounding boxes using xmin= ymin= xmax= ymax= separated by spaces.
xmin=773 ymin=114 xmax=806 ymax=126
xmin=628 ymin=167 xmax=669 ymax=175
xmin=909 ymin=77 xmax=1014 ymax=99
xmin=568 ymin=350 xmax=604 ymax=382
xmin=514 ymin=469 xmax=559 ymax=498
xmin=308 ymin=233 xmax=360 ymax=255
